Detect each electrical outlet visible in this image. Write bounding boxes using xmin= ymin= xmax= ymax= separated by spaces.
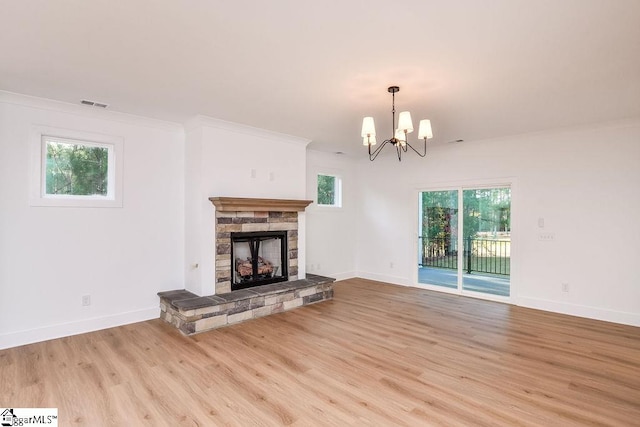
xmin=390 ymin=262 xmax=394 ymax=268
xmin=561 ymin=283 xmax=569 ymax=292
xmin=82 ymin=295 xmax=91 ymax=306
xmin=538 ymin=232 xmax=555 ymax=241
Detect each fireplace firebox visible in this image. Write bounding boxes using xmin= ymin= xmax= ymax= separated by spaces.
xmin=231 ymin=231 xmax=288 ymax=290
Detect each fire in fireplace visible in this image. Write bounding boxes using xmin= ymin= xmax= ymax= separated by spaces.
xmin=231 ymin=231 xmax=288 ymax=290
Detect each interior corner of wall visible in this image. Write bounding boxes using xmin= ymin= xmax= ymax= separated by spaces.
xmin=184 ymin=276 xmax=202 ymax=296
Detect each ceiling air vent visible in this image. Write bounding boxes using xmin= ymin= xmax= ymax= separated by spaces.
xmin=80 ymin=99 xmax=109 ymax=108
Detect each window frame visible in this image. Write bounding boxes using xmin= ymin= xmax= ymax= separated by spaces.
xmin=316 ymin=173 xmax=342 ymax=208
xmin=29 ymin=125 xmax=124 ymax=207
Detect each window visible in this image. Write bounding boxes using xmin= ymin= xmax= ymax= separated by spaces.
xmin=30 ymin=126 xmax=123 ymax=207
xmin=44 ymin=136 xmax=112 ymax=197
xmin=317 ymin=174 xmax=342 ymax=207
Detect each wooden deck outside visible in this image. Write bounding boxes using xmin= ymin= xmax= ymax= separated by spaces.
xmin=1 ymin=278 xmax=638 ymax=426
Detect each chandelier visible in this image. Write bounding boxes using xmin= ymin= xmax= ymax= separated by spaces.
xmin=361 ymin=86 xmax=433 ymax=161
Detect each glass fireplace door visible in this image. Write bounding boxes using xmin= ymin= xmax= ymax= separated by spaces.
xmin=231 ymin=231 xmax=288 ymax=290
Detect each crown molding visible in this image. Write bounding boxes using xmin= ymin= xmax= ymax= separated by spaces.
xmin=0 ymin=90 xmax=184 ymax=132
xmin=184 ymin=115 xmax=311 ymax=147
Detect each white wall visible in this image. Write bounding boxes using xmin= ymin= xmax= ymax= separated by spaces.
xmin=184 ymin=116 xmax=310 ymax=296
xmin=0 ymin=92 xmax=184 ymax=349
xmin=354 ymin=120 xmax=640 ymax=326
xmin=305 ymin=150 xmax=358 ymax=280
xmin=2 ymin=89 xmax=637 ymax=351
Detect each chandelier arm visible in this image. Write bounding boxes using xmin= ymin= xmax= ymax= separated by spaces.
xmin=406 ymin=139 xmax=427 ymax=157
xmin=368 ymin=139 xmax=392 ymax=161
xmin=396 ymin=143 xmax=403 ymax=161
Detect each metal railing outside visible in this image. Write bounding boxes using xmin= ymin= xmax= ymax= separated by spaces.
xmin=420 ymin=236 xmax=510 ymax=276
xmin=420 ymin=236 xmax=458 ymax=270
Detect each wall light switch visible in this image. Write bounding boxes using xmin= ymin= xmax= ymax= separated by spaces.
xmin=538 ymin=217 xmax=545 ymax=228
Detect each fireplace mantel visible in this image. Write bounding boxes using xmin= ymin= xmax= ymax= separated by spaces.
xmin=209 ymin=197 xmax=313 ymax=212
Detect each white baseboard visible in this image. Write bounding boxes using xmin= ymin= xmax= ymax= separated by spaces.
xmin=355 ymin=272 xmax=412 ymax=287
xmin=322 ymin=271 xmax=357 ymax=282
xmin=0 ymin=307 xmax=159 ymax=350
xmin=516 ymin=296 xmax=640 ymax=327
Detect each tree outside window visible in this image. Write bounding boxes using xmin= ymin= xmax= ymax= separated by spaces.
xmin=45 ymin=139 xmax=109 ymax=196
xmin=317 ymin=174 xmax=341 ymax=207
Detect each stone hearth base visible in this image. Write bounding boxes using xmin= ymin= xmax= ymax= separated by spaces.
xmin=158 ymin=275 xmax=334 ymax=335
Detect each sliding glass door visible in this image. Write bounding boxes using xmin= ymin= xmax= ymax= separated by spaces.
xmin=461 ymin=188 xmax=511 ymax=296
xmin=418 ymin=186 xmax=511 ymax=298
xmin=418 ymin=190 xmax=459 ymax=289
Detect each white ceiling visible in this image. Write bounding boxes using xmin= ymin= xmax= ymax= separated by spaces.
xmin=1 ymin=0 xmax=639 ymax=155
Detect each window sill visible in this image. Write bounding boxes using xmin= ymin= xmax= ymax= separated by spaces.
xmin=29 ymin=196 xmax=122 ymax=208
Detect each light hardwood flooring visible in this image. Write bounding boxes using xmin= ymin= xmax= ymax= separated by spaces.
xmin=1 ymin=278 xmax=639 ymax=426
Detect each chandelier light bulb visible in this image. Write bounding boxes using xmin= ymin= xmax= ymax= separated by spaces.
xmin=363 ymin=135 xmax=377 ymax=146
xmin=361 ymin=117 xmax=376 ymax=138
xmin=397 ymin=111 xmax=414 ymax=133
xmin=418 ymin=119 xmax=433 ymax=140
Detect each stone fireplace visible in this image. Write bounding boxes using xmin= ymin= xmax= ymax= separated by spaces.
xmin=210 ymin=197 xmax=312 ymax=294
xmin=158 ymin=198 xmax=334 ymax=335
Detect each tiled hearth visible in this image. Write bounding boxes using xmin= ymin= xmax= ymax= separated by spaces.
xmin=159 ymin=274 xmax=334 ymax=335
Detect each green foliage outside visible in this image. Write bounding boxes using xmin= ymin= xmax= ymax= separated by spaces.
xmin=317 ymin=174 xmax=336 ymax=205
xmin=461 ymin=188 xmax=511 ymax=238
xmin=422 ymin=190 xmax=458 ymax=241
xmin=45 ymin=141 xmax=109 ymax=196
xmin=421 ymin=188 xmax=511 ymax=240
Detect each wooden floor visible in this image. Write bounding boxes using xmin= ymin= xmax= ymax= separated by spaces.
xmin=1 ymin=278 xmax=639 ymax=426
